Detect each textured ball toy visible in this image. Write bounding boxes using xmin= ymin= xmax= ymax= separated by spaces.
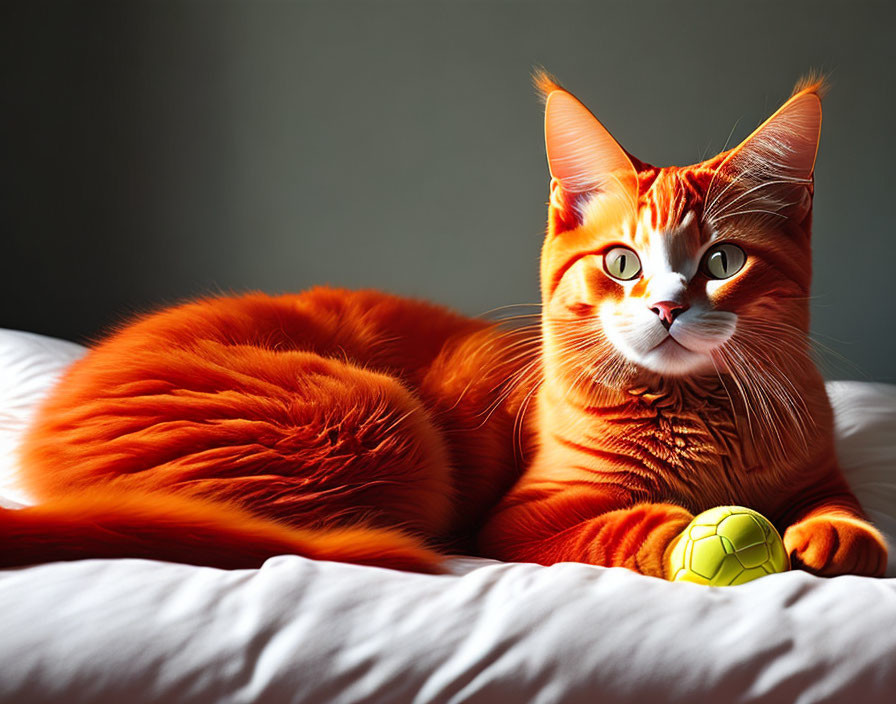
xmin=668 ymin=506 xmax=790 ymax=586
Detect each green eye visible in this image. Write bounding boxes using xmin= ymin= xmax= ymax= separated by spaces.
xmin=603 ymin=246 xmax=642 ymax=281
xmin=703 ymin=243 xmax=746 ymax=279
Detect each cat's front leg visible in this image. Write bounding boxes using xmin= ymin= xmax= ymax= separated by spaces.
xmin=478 ymin=487 xmax=693 ymax=578
xmin=782 ymin=475 xmax=888 ymax=578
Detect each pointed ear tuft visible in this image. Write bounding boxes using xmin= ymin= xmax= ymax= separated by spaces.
xmin=532 ymin=67 xmax=565 ymax=105
xmin=791 ymin=72 xmax=830 ymax=100
xmin=543 ymin=86 xmax=638 ymax=203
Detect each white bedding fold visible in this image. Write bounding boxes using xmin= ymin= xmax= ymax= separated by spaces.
xmin=1 ymin=556 xmax=895 ymax=703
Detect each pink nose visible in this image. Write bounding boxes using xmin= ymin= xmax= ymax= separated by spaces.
xmin=649 ymin=300 xmax=689 ymax=329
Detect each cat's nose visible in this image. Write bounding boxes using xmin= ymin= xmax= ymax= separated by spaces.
xmin=649 ymin=300 xmax=689 ymax=329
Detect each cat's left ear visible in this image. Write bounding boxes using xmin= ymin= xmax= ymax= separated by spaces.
xmin=707 ymin=81 xmax=823 ymax=219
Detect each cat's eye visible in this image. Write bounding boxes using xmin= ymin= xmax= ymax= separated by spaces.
xmin=603 ymin=246 xmax=642 ymax=281
xmin=703 ymin=243 xmax=746 ymax=280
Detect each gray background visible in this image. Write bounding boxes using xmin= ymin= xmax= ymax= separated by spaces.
xmin=2 ymin=1 xmax=894 ymax=380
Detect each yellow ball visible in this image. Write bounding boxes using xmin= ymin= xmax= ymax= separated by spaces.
xmin=668 ymin=506 xmax=789 ymax=586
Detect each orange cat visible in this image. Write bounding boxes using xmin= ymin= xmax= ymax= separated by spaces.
xmin=1 ymin=73 xmax=886 ymax=579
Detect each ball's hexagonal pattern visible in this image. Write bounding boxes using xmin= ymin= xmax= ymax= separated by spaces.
xmin=668 ymin=506 xmax=789 ymax=586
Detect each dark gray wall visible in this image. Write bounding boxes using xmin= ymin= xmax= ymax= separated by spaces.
xmin=3 ymin=1 xmax=894 ymax=380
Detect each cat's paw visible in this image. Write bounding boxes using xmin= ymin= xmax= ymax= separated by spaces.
xmin=783 ymin=515 xmax=888 ymax=577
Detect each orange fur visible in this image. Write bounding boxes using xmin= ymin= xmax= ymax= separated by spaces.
xmin=5 ymin=76 xmax=886 ymax=579
xmin=10 ymin=289 xmax=528 ymax=571
xmin=791 ymin=73 xmax=829 ymax=99
xmin=0 ymin=491 xmax=444 ymax=572
xmin=480 ymin=74 xmax=885 ymax=579
xmin=532 ymin=66 xmax=565 ymax=102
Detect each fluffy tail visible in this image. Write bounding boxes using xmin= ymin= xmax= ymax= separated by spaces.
xmin=0 ymin=491 xmax=444 ymax=573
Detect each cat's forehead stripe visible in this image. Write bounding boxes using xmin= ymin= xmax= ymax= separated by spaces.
xmin=633 ymin=169 xmax=711 ymax=262
xmin=641 ymin=168 xmax=707 ymax=231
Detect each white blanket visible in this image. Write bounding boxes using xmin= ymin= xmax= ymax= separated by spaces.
xmin=1 ymin=329 xmax=895 ymax=703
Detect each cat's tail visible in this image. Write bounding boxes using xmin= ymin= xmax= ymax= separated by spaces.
xmin=0 ymin=490 xmax=444 ymax=573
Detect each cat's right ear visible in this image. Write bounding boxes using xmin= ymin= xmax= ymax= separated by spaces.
xmin=542 ymin=87 xmax=639 ymax=207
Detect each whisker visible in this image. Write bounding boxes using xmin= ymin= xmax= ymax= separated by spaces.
xmin=476 ymin=302 xmax=542 ymax=319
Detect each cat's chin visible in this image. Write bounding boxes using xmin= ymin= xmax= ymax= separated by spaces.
xmin=633 ymin=336 xmax=716 ymax=377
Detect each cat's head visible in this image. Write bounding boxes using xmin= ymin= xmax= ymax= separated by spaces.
xmin=538 ymin=72 xmax=823 ymax=388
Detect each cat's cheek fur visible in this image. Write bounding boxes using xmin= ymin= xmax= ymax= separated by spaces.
xmin=664 ymin=307 xmax=738 ymax=355
xmin=599 ymin=302 xmax=664 ymax=357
